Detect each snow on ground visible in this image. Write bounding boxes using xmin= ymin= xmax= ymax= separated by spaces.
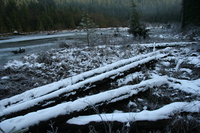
xmin=0 ymin=49 xmax=167 ymax=107
xmin=187 ymin=56 xmax=200 ymax=67
xmin=0 ymin=52 xmax=167 ymax=117
xmin=168 ymin=78 xmax=200 ymax=95
xmin=139 ymin=42 xmax=197 ymax=48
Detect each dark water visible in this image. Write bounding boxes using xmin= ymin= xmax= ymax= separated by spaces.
xmin=0 ymin=28 xmax=126 ymax=66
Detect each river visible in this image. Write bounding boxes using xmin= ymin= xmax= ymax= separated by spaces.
xmin=0 ymin=28 xmax=128 ymax=66
xmin=0 ymin=31 xmax=87 ymax=66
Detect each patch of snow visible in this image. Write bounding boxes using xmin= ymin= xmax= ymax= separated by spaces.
xmin=4 ymin=60 xmax=28 ymax=69
xmin=140 ymin=42 xmax=197 ymax=48
xmin=175 ymin=59 xmax=184 ymax=72
xmin=1 ymin=76 xmax=9 ymax=80
xmin=161 ymin=61 xmax=170 ymax=67
xmin=128 ymin=101 xmax=137 ymax=107
xmin=137 ymin=98 xmax=144 ymax=102
xmin=143 ymin=106 xmax=148 ymax=110
xmin=126 ymin=122 xmax=130 ymax=127
xmin=117 ymin=72 xmax=142 ymax=86
xmin=113 ymin=110 xmax=123 ymax=113
xmin=169 ymin=78 xmax=200 ymax=95
xmin=187 ymin=56 xmax=200 ymax=67
xmin=136 ymin=109 xmax=141 ymax=112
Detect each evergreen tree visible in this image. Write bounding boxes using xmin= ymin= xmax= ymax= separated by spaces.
xmin=68 ymin=13 xmax=76 ymax=29
xmin=128 ymin=1 xmax=140 ymax=35
xmin=0 ymin=0 xmax=5 ymax=32
xmin=181 ymin=0 xmax=186 ymax=30
xmin=181 ymin=0 xmax=200 ymax=30
xmin=128 ymin=0 xmax=149 ymax=39
xmin=78 ymin=13 xmax=98 ymax=46
xmin=0 ymin=0 xmax=186 ymax=33
xmin=37 ymin=18 xmax=44 ymax=31
xmin=0 ymin=15 xmax=5 ymax=32
xmin=185 ymin=0 xmax=200 ymax=26
xmin=5 ymin=17 xmax=14 ymax=32
xmin=19 ymin=3 xmax=31 ymax=31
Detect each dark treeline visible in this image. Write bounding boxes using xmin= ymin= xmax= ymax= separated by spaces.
xmin=185 ymin=0 xmax=200 ymax=26
xmin=0 ymin=0 xmax=132 ymax=33
xmin=136 ymin=0 xmax=181 ymax=22
xmin=0 ymin=0 xmax=80 ymax=33
xmin=0 ymin=0 xmax=198 ymax=33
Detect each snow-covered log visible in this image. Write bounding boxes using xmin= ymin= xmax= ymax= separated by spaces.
xmin=140 ymin=42 xmax=197 ymax=48
xmin=66 ymin=101 xmax=200 ymax=132
xmin=67 ymin=101 xmax=200 ymax=125
xmin=0 ymin=76 xmax=169 ymax=132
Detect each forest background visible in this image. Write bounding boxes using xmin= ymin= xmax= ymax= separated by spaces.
xmin=0 ymin=0 xmax=199 ymax=33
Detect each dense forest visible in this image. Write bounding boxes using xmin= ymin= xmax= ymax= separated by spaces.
xmin=0 ymin=0 xmax=199 ymax=33
xmin=184 ymin=0 xmax=200 ymax=26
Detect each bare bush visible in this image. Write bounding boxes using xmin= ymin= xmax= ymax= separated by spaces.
xmin=166 ymin=114 xmax=200 ymax=133
xmin=37 ymin=52 xmax=54 ymax=65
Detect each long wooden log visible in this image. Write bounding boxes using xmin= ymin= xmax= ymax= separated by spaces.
xmin=64 ymin=101 xmax=200 ymax=132
xmin=0 ymin=76 xmax=170 ymax=132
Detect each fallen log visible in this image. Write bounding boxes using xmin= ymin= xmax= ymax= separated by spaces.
xmin=0 ymin=76 xmax=170 ymax=132
xmin=140 ymin=42 xmax=197 ymax=48
xmin=65 ymin=101 xmax=200 ymax=132
xmin=0 ymin=53 xmax=168 ymax=121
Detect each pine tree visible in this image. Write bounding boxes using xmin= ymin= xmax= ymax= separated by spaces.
xmin=19 ymin=3 xmax=31 ymax=32
xmin=78 ymin=13 xmax=98 ymax=46
xmin=128 ymin=0 xmax=149 ymax=39
xmin=185 ymin=0 xmax=200 ymax=26
xmin=0 ymin=0 xmax=5 ymax=32
xmin=69 ymin=13 xmax=76 ymax=29
xmin=0 ymin=15 xmax=4 ymax=32
xmin=181 ymin=0 xmax=186 ymax=30
xmin=5 ymin=17 xmax=14 ymax=32
xmin=128 ymin=1 xmax=140 ymax=35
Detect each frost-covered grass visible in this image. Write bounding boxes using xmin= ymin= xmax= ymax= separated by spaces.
xmin=0 ymin=43 xmax=148 ymax=99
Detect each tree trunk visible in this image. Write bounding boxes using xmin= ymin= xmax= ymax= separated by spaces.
xmin=87 ymin=32 xmax=90 ymax=46
xmin=181 ymin=0 xmax=186 ymax=31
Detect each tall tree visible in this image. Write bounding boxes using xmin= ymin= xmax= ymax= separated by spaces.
xmin=181 ymin=0 xmax=200 ymax=30
xmin=185 ymin=0 xmax=200 ymax=26
xmin=128 ymin=1 xmax=140 ymax=35
xmin=19 ymin=3 xmax=31 ymax=31
xmin=128 ymin=0 xmax=148 ymax=39
xmin=78 ymin=13 xmax=98 ymax=46
xmin=0 ymin=0 xmax=6 ymax=32
xmin=181 ymin=0 xmax=186 ymax=30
